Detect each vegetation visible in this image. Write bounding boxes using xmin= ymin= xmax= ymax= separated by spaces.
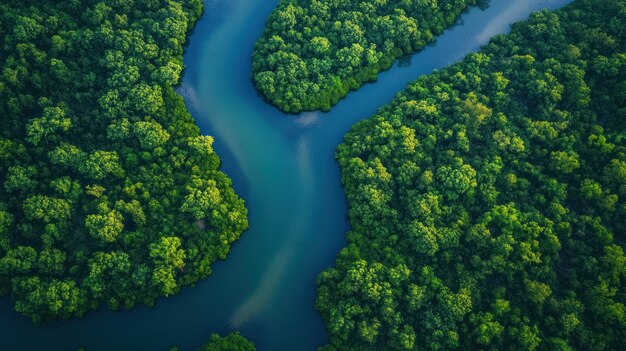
xmin=196 ymin=332 xmax=256 ymax=351
xmin=252 ymin=0 xmax=488 ymax=113
xmin=317 ymin=0 xmax=626 ymax=349
xmin=0 ymin=0 xmax=248 ymax=322
xmin=168 ymin=332 xmax=256 ymax=351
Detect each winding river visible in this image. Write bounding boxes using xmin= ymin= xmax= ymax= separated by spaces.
xmin=0 ymin=0 xmax=571 ymax=350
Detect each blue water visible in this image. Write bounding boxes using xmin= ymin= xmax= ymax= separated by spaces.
xmin=0 ymin=0 xmax=571 ymax=350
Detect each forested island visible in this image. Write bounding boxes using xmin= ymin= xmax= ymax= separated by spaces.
xmin=312 ymin=0 xmax=626 ymax=349
xmin=168 ymin=332 xmax=255 ymax=351
xmin=252 ymin=0 xmax=488 ymax=112
xmin=196 ymin=332 xmax=256 ymax=351
xmin=0 ymin=0 xmax=248 ymax=323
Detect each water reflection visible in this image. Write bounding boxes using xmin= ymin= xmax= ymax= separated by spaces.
xmin=294 ymin=112 xmax=321 ymax=128
xmin=230 ymin=244 xmax=296 ymax=328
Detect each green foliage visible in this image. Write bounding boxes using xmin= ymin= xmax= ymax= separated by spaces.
xmin=253 ymin=0 xmax=488 ymax=112
xmin=0 ymin=0 xmax=248 ymax=322
xmin=85 ymin=207 xmax=124 ymax=243
xmin=197 ymin=332 xmax=256 ymax=351
xmin=26 ymin=106 xmax=72 ymax=145
xmin=317 ymin=0 xmax=626 ymax=350
xmin=150 ymin=236 xmax=186 ymax=296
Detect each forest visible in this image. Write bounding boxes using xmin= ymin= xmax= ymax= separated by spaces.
xmin=316 ymin=0 xmax=626 ymax=349
xmin=252 ymin=0 xmax=488 ymax=113
xmin=0 ymin=0 xmax=248 ymax=322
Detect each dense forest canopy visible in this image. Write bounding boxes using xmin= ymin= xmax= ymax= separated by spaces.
xmin=316 ymin=0 xmax=626 ymax=349
xmin=0 ymin=0 xmax=248 ymax=322
xmin=252 ymin=0 xmax=488 ymax=113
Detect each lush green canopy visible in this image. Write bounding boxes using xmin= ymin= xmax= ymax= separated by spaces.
xmin=196 ymin=332 xmax=256 ymax=351
xmin=0 ymin=0 xmax=248 ymax=322
xmin=317 ymin=0 xmax=626 ymax=349
xmin=252 ymin=0 xmax=488 ymax=113
xmin=168 ymin=332 xmax=256 ymax=351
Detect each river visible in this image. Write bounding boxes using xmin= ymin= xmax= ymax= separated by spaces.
xmin=0 ymin=0 xmax=571 ymax=350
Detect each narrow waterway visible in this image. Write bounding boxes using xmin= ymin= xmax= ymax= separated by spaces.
xmin=0 ymin=0 xmax=571 ymax=350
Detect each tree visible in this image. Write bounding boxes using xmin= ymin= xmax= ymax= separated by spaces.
xmin=150 ymin=237 xmax=185 ymax=296
xmin=4 ymin=165 xmax=37 ymax=192
xmin=133 ymin=121 xmax=170 ymax=149
xmin=85 ymin=209 xmax=124 ymax=243
xmin=128 ymin=83 xmax=163 ymax=115
xmin=181 ymin=178 xmax=221 ymax=220
xmin=26 ymin=106 xmax=72 ymax=145
xmin=78 ymin=150 xmax=124 ymax=180
xmin=310 ymin=36 xmax=331 ymax=55
xmin=22 ymin=195 xmax=71 ymax=223
xmin=150 ymin=236 xmax=185 ymax=270
xmin=549 ymin=150 xmax=580 ymax=174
